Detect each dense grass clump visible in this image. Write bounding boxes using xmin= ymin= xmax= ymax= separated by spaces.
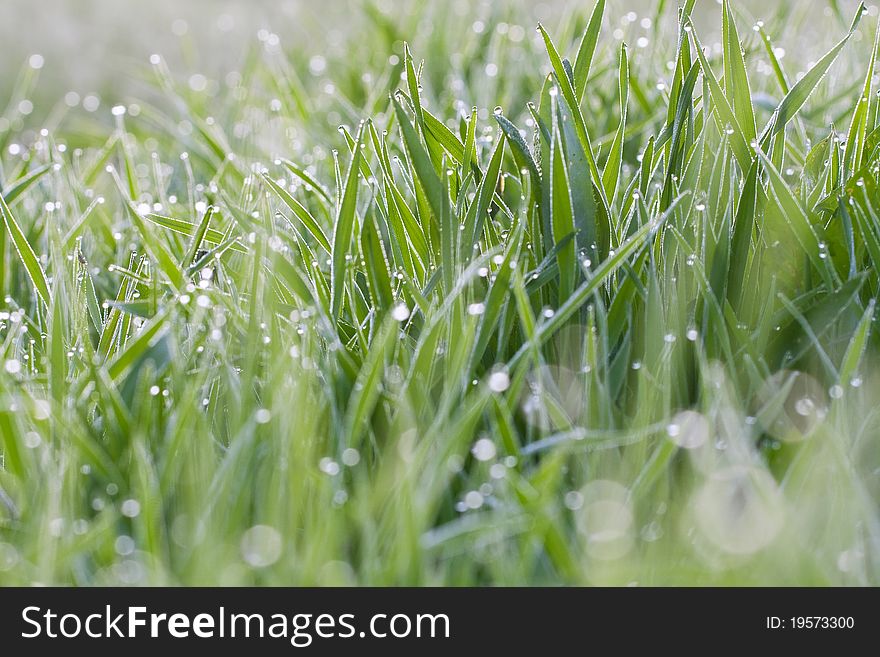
xmin=1 ymin=0 xmax=880 ymax=585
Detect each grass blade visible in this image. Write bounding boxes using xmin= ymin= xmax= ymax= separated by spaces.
xmin=262 ymin=173 xmax=332 ymax=254
xmin=722 ymin=0 xmax=757 ymax=145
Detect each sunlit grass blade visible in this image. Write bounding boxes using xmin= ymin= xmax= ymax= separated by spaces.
xmin=463 ymin=131 xmax=505 ymax=252
xmin=839 ymin=298 xmax=875 ymax=385
xmin=761 ymin=3 xmax=866 ymax=142
xmin=601 ymin=44 xmax=629 ymax=203
xmin=262 ymin=173 xmax=332 ymax=254
xmin=0 ymin=191 xmax=51 ymax=306
xmin=537 ymin=23 xmax=609 ymax=211
xmin=1 ymin=164 xmax=51 ymax=206
xmin=757 ymin=151 xmax=837 ymax=290
xmin=722 ymin=0 xmax=757 ymax=145
xmin=572 ymin=0 xmax=606 ymax=101
xmin=145 ymin=212 xmax=246 ymax=253
xmin=510 ymin=194 xmax=684 ymax=368
xmin=550 ymin=109 xmax=577 ymax=301
xmin=689 ymin=21 xmax=753 ymax=171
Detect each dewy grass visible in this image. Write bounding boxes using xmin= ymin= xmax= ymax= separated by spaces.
xmin=0 ymin=0 xmax=879 ymax=585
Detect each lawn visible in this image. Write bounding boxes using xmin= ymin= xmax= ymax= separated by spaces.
xmin=1 ymin=0 xmax=879 ymax=585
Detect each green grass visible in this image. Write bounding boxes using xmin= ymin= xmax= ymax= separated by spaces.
xmin=1 ymin=0 xmax=880 ymax=585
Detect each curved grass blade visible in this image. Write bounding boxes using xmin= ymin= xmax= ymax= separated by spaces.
xmin=757 ymin=151 xmax=837 ymax=290
xmin=468 ymin=225 xmax=523 ymax=374
xmin=342 ymin=316 xmax=396 ymax=449
xmin=727 ymin=161 xmax=759 ymax=311
xmin=182 ymin=204 xmax=216 ymax=267
xmin=423 ymin=109 xmax=465 ymax=163
xmin=392 ymin=94 xmax=444 ymax=226
xmin=279 ymin=158 xmax=334 ymax=207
